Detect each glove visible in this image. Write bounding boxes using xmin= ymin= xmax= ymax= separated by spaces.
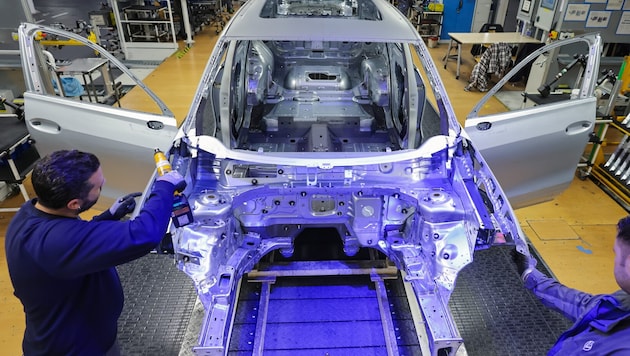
xmin=511 ymin=247 xmax=537 ymax=280
xmin=157 ymin=170 xmax=187 ymax=193
xmin=109 ymin=192 xmax=142 ymax=220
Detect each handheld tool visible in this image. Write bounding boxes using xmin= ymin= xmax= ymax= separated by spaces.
xmin=154 ymin=148 xmax=193 ymax=227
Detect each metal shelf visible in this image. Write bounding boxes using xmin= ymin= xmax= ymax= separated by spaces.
xmin=122 ymin=6 xmax=174 ymax=42
xmin=582 ymin=99 xmax=630 ymax=208
xmin=111 ymin=1 xmax=178 ymax=61
xmin=413 ymin=10 xmax=442 ymax=39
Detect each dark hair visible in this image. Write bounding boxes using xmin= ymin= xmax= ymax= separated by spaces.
xmin=617 ymin=216 xmax=630 ymax=248
xmin=31 ymin=150 xmax=100 ymax=209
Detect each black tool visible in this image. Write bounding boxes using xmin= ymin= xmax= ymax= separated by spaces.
xmin=538 ymin=54 xmax=587 ymax=97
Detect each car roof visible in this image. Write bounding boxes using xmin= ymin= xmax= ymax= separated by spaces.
xmin=223 ymin=0 xmax=421 ymax=42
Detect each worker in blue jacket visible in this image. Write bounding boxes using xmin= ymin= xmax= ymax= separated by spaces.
xmin=5 ymin=149 xmax=186 ymax=356
xmin=514 ymin=215 xmax=630 ymax=355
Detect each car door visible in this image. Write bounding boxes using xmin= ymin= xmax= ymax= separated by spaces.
xmin=464 ymin=34 xmax=601 ymax=208
xmin=18 ymin=23 xmax=178 ymax=209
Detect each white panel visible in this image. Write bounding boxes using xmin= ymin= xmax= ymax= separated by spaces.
xmin=533 ymin=0 xmax=557 ymax=31
xmin=471 ymin=0 xmax=493 ymax=32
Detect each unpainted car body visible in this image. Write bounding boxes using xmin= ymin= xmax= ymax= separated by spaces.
xmin=18 ymin=0 xmax=601 ymax=354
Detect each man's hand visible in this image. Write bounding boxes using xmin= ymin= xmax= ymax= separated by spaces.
xmin=157 ymin=171 xmax=187 ymax=193
xmin=511 ymin=248 xmax=537 ymax=280
xmin=109 ymin=192 xmax=142 ymax=220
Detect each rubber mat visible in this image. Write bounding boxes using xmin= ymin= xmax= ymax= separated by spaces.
xmin=449 ymin=245 xmax=574 ymax=356
xmin=116 ymin=246 xmax=573 ymax=356
xmin=116 ymin=253 xmax=197 ymax=356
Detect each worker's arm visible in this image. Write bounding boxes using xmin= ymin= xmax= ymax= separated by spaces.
xmin=33 ymin=172 xmax=186 ymax=277
xmin=523 ymin=267 xmax=600 ymax=323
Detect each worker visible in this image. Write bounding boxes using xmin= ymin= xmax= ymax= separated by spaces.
xmin=5 ymin=149 xmax=186 ymax=356
xmin=513 ymin=215 xmax=630 ymax=355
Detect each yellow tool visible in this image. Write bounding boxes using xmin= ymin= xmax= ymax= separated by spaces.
xmin=154 ymin=148 xmax=172 ymax=176
xmin=153 ymin=148 xmax=193 ymax=227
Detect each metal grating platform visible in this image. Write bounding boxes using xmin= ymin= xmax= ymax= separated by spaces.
xmin=449 ymin=245 xmax=574 ymax=356
xmin=116 ymin=246 xmax=573 ymax=356
xmin=116 ymin=253 xmax=197 ymax=356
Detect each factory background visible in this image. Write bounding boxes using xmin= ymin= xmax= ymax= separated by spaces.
xmin=0 ymin=0 xmax=629 ymax=355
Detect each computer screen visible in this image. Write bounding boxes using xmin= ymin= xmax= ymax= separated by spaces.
xmin=541 ymin=0 xmax=555 ymax=10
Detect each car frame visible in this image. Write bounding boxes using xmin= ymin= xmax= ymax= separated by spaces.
xmin=17 ymin=0 xmax=601 ymax=354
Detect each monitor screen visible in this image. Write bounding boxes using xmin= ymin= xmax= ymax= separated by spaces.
xmin=541 ymin=0 xmax=555 ymax=10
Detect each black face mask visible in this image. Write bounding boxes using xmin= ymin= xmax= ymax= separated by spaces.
xmin=76 ymin=196 xmax=98 ymax=214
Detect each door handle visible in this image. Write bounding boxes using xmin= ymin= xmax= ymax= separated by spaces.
xmin=147 ymin=120 xmax=164 ymax=130
xmin=475 ymin=121 xmax=492 ymax=131
xmin=29 ymin=119 xmax=61 ymax=133
xmin=566 ymin=121 xmax=592 ymax=135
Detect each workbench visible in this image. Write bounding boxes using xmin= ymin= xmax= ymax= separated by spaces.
xmin=55 ymin=57 xmax=119 ymax=105
xmin=442 ymin=32 xmax=541 ymax=79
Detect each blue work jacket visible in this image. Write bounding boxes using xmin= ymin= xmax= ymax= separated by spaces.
xmin=5 ymin=181 xmax=176 ymax=356
xmin=525 ymin=269 xmax=630 ymax=355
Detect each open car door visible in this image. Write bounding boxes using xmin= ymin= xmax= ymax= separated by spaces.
xmin=18 ymin=23 xmax=178 ymax=209
xmin=465 ymin=34 xmax=602 ymax=208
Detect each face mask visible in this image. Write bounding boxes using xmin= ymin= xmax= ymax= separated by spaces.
xmin=76 ymin=196 xmax=98 ymax=214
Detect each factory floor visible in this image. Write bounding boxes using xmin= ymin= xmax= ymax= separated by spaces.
xmin=0 ymin=22 xmax=627 ymax=356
